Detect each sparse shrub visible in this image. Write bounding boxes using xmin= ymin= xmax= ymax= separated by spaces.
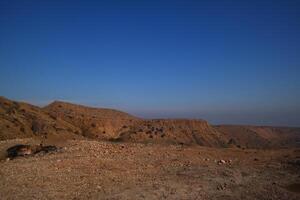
xmin=108 ymin=137 xmax=123 ymax=143
xmin=50 ymin=115 xmax=57 ymax=120
xmin=20 ymin=127 xmax=25 ymax=133
xmin=228 ymin=138 xmax=236 ymax=145
xmin=91 ymin=123 xmax=96 ymax=128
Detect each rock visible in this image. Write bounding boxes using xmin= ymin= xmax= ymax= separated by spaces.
xmin=217 ymin=184 xmax=226 ymax=190
xmin=218 ymin=160 xmax=226 ymax=165
xmin=6 ymin=144 xmax=59 ymax=159
xmin=6 ymin=144 xmax=33 ymax=158
xmin=39 ymin=145 xmax=58 ymax=153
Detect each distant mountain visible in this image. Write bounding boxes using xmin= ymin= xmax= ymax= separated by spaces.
xmin=1 ymin=96 xmax=299 ymax=148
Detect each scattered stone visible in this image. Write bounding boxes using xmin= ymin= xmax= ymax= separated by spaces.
xmin=6 ymin=144 xmax=33 ymax=159
xmin=6 ymin=144 xmax=59 ymax=159
xmin=218 ymin=160 xmax=226 ymax=165
xmin=217 ymin=184 xmax=226 ymax=190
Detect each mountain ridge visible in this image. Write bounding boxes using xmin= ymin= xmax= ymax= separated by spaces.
xmin=1 ymin=96 xmax=300 ymax=148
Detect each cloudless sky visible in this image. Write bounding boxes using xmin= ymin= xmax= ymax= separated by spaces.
xmin=0 ymin=0 xmax=300 ymax=126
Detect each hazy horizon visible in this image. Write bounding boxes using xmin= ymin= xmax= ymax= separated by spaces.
xmin=1 ymin=0 xmax=300 ymax=126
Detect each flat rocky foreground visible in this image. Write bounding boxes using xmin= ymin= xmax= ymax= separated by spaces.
xmin=0 ymin=139 xmax=299 ymax=200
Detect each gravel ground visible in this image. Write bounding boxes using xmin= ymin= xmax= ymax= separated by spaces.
xmin=0 ymin=139 xmax=299 ymax=200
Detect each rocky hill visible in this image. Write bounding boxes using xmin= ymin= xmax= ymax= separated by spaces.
xmin=215 ymin=125 xmax=300 ymax=148
xmin=43 ymin=101 xmax=225 ymax=147
xmin=1 ymin=96 xmax=300 ymax=148
xmin=44 ymin=101 xmax=139 ymax=140
xmin=113 ymin=119 xmax=226 ymax=147
xmin=0 ymin=97 xmax=82 ymax=141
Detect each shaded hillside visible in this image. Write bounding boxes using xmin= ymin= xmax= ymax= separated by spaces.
xmin=215 ymin=125 xmax=300 ymax=148
xmin=0 ymin=97 xmax=82 ymax=141
xmin=114 ymin=119 xmax=226 ymax=147
xmin=43 ymin=101 xmax=140 ymax=140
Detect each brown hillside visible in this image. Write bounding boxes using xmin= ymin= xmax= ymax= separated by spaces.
xmin=0 ymin=97 xmax=82 ymax=141
xmin=43 ymin=101 xmax=226 ymax=146
xmin=114 ymin=119 xmax=226 ymax=147
xmin=215 ymin=125 xmax=300 ymax=148
xmin=43 ymin=101 xmax=140 ymax=140
xmin=1 ymin=96 xmax=300 ymax=148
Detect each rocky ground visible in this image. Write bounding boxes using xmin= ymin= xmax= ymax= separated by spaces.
xmin=0 ymin=138 xmax=299 ymax=200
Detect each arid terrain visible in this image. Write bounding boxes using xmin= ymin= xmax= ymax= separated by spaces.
xmin=0 ymin=96 xmax=300 ymax=199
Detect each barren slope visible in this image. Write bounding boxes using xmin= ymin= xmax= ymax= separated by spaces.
xmin=114 ymin=119 xmax=226 ymax=147
xmin=1 ymin=96 xmax=300 ymax=148
xmin=0 ymin=97 xmax=82 ymax=141
xmin=44 ymin=101 xmax=140 ymax=140
xmin=215 ymin=125 xmax=300 ymax=148
xmin=44 ymin=101 xmax=226 ymax=147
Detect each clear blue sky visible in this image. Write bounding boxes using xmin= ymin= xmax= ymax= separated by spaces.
xmin=0 ymin=0 xmax=300 ymax=126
